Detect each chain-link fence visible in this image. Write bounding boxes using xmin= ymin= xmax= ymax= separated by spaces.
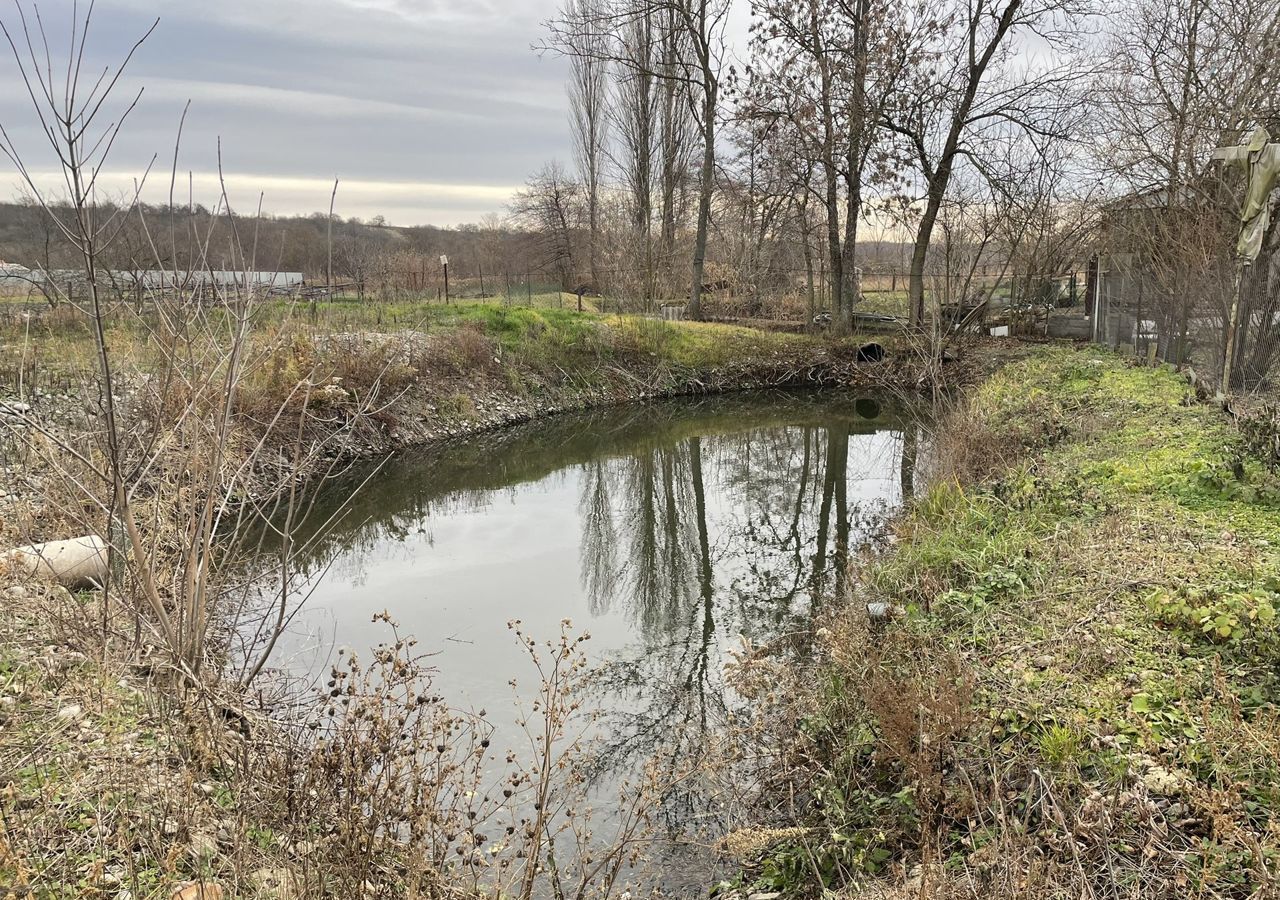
xmin=1091 ymin=254 xmax=1280 ymax=392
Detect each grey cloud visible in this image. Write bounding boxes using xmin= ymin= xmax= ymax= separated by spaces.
xmin=0 ymin=0 xmax=572 ymax=224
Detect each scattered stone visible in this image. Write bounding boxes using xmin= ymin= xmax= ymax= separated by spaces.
xmin=250 ymin=867 xmax=301 ymax=900
xmin=1140 ymin=762 xmax=1185 ymax=796
xmin=56 ymin=704 xmax=83 ymax=722
xmin=162 ymin=817 xmax=180 ymax=836
xmin=51 ymin=649 xmax=88 ymax=673
xmin=0 ymin=400 xmax=31 ymax=421
xmin=188 ymin=831 xmax=218 ymax=862
xmin=170 ymin=882 xmax=222 ymax=900
xmin=1033 ymin=654 xmax=1055 ymax=669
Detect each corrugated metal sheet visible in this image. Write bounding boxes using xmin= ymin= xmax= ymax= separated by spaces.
xmin=0 ymin=269 xmax=305 ymax=289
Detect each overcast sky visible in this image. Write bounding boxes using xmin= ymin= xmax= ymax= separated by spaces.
xmin=0 ymin=0 xmax=589 ymax=226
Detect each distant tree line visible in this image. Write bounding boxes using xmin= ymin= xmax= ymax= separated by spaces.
xmin=0 ymin=200 xmax=549 ymax=299
xmin=527 ymin=0 xmax=1279 ymax=353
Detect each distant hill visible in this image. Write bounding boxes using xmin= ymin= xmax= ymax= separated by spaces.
xmin=0 ymin=202 xmax=538 ymax=281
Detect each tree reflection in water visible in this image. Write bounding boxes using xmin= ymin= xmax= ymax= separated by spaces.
xmin=573 ymin=402 xmax=923 ymax=845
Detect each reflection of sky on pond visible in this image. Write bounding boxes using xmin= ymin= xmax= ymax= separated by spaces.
xmin=268 ymin=392 xmax=926 ymax=887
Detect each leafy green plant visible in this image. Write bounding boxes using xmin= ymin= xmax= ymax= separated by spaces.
xmin=754 ymin=833 xmax=893 ymax=892
xmin=1129 ymin=688 xmax=1198 ymax=742
xmin=937 ymin=563 xmax=1028 ymax=614
xmin=1147 ymin=579 xmax=1279 ymax=644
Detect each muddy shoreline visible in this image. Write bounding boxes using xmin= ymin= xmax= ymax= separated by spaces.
xmin=297 ymin=340 xmax=983 ymax=471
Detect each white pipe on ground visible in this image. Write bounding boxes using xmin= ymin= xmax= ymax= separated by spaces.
xmin=7 ymin=535 xmax=108 ymax=589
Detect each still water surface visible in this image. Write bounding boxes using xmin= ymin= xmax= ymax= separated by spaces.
xmin=279 ymin=391 xmax=924 ymax=886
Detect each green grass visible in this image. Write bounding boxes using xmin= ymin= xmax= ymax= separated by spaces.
xmin=856 ymin=290 xmax=910 ymax=318
xmin=749 ymin=346 xmax=1280 ymax=896
xmin=0 ymin=299 xmax=829 ymax=398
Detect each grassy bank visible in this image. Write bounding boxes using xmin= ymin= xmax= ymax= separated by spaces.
xmin=2 ymin=301 xmax=938 ymax=545
xmin=1 ymin=299 xmax=824 ymax=394
xmin=0 ymin=300 xmax=902 ymax=427
xmin=736 ymin=346 xmax=1280 ymax=897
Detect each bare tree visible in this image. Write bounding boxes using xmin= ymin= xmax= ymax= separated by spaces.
xmin=609 ymin=2 xmax=698 ymax=303
xmin=743 ymin=0 xmax=926 ymax=333
xmin=614 ymin=5 xmax=657 ymax=250
xmin=885 ymin=0 xmax=1087 ymax=333
xmin=544 ymin=0 xmax=727 ymax=319
xmin=511 ymin=162 xmax=584 ymax=288
xmin=564 ymin=0 xmax=612 ymax=290
xmin=656 ymin=2 xmax=699 ymax=292
xmin=674 ymin=0 xmax=731 ymax=320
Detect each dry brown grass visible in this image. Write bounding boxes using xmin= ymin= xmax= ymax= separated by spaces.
xmin=0 ymin=574 xmax=657 ymax=899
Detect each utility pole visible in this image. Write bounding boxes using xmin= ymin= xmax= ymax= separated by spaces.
xmin=1212 ymin=126 xmax=1280 ymax=394
xmin=327 ymin=178 xmax=338 ymax=297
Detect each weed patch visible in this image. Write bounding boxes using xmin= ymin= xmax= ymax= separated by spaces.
xmin=737 ymin=347 xmax=1280 ymax=898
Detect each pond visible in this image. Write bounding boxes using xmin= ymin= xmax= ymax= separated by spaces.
xmin=269 ymin=390 xmax=927 ymax=891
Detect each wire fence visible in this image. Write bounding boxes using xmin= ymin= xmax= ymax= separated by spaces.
xmin=301 ymin=263 xmax=1092 ymax=323
xmin=14 ymin=256 xmax=1273 ymax=396
xmin=1092 ymin=261 xmax=1280 ymax=393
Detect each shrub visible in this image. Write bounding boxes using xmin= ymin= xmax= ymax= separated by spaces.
xmin=1148 ymin=578 xmax=1280 ymax=645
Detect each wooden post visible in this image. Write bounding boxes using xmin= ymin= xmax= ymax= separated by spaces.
xmin=327 ymin=178 xmax=338 ymax=294
xmin=1222 ymin=262 xmax=1249 ymax=393
xmin=1135 ymin=276 xmax=1145 ymax=357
